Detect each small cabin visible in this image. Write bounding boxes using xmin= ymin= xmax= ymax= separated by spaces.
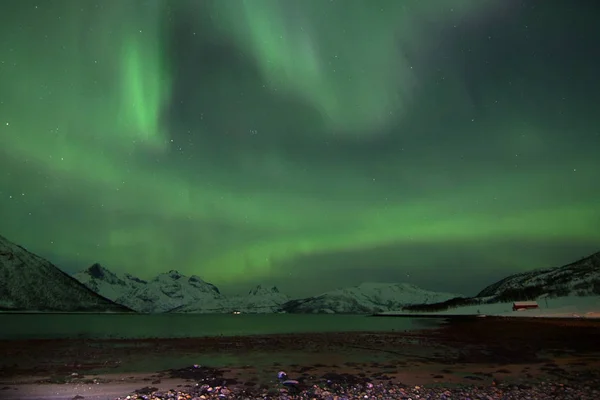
xmin=512 ymin=301 xmax=539 ymax=312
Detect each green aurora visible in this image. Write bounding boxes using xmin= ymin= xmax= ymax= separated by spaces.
xmin=1 ymin=0 xmax=599 ymax=296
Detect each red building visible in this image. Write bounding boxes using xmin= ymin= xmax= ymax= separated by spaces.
xmin=512 ymin=301 xmax=539 ymax=311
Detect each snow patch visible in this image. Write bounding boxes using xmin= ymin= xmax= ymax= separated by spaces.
xmin=281 ymin=282 xmax=461 ymax=314
xmin=379 ymin=296 xmax=600 ymax=319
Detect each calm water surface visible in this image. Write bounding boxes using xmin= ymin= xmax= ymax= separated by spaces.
xmin=0 ymin=313 xmax=442 ymax=340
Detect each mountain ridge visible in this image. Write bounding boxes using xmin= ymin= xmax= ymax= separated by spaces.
xmin=5 ymin=232 xmax=595 ymax=315
xmin=0 ymin=235 xmax=131 ymax=312
xmin=280 ymin=282 xmax=461 ymax=314
xmin=74 ymin=264 xmax=290 ymax=313
xmin=74 ymin=265 xmax=224 ymax=313
xmin=73 ymin=264 xmax=460 ymax=314
xmin=477 ymin=251 xmax=600 ymax=299
xmin=403 ymin=251 xmax=600 ymax=312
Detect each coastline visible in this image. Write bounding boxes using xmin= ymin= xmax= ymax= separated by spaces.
xmin=1 ymin=317 xmax=599 ymax=399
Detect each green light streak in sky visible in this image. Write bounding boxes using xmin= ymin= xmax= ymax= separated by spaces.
xmin=220 ymin=0 xmax=412 ymax=132
xmin=216 ymin=0 xmax=503 ymax=133
xmin=118 ymin=35 xmax=171 ymax=148
xmin=0 ymin=0 xmax=599 ymax=295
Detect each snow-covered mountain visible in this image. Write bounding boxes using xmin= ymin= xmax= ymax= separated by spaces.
xmin=130 ymin=270 xmax=223 ymax=313
xmin=477 ymin=251 xmax=600 ymax=300
xmin=74 ymin=266 xmax=224 ymax=313
xmin=0 ymin=235 xmax=130 ymax=312
xmin=173 ymin=284 xmax=289 ymax=313
xmin=239 ymin=284 xmax=289 ymax=312
xmin=280 ymin=282 xmax=461 ymax=314
xmin=73 ymin=263 xmax=147 ymax=310
xmin=73 ymin=265 xmax=289 ymax=313
xmin=403 ymin=251 xmax=600 ymax=312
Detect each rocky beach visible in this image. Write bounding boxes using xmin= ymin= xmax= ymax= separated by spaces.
xmin=1 ymin=317 xmax=599 ymax=399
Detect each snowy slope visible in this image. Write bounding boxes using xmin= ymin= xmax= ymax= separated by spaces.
xmin=400 ymin=251 xmax=600 ymax=313
xmin=0 ymin=235 xmax=130 ymax=312
xmin=281 ymin=282 xmax=461 ymax=314
xmin=74 ymin=267 xmax=224 ymax=313
xmin=495 ymin=296 xmax=600 ymax=318
xmin=73 ymin=263 xmax=147 ymax=311
xmin=477 ymin=251 xmax=600 ymax=299
xmin=174 ymin=284 xmax=289 ymax=313
xmin=73 ymin=265 xmax=290 ymax=313
xmin=130 ymin=270 xmax=223 ymax=313
xmin=379 ymin=295 xmax=600 ymax=319
xmin=242 ymin=284 xmax=289 ymax=311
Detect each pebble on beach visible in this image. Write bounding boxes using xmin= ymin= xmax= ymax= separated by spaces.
xmin=116 ymin=365 xmax=600 ymax=400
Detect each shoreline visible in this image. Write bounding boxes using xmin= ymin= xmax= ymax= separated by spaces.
xmin=372 ymin=313 xmax=600 ymax=322
xmin=371 ymin=313 xmax=482 ymax=319
xmin=1 ymin=318 xmax=599 ymax=399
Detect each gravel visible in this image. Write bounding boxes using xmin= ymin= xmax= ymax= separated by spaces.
xmin=115 ymin=368 xmax=600 ymax=400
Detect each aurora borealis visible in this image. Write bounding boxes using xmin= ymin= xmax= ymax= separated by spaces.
xmin=1 ymin=0 xmax=599 ymax=297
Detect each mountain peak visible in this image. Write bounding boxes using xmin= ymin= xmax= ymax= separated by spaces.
xmin=0 ymin=234 xmax=130 ymax=312
xmin=80 ymin=263 xmax=126 ymax=286
xmin=123 ymin=273 xmax=147 ymax=285
xmin=188 ymin=275 xmax=205 ymax=283
xmin=152 ymin=270 xmax=183 ymax=281
xmin=476 ymin=250 xmax=600 ymax=299
xmin=188 ymin=275 xmax=221 ymax=295
xmin=282 ymin=282 xmax=460 ymax=314
xmin=167 ymin=270 xmax=182 ymax=279
xmin=248 ymin=284 xmax=280 ymax=296
xmin=87 ymin=263 xmax=108 ymax=279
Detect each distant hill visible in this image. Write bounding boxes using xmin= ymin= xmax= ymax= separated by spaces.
xmin=0 ymin=235 xmax=131 ymax=312
xmin=172 ymin=284 xmax=289 ymax=313
xmin=74 ymin=266 xmax=223 ymax=313
xmin=74 ymin=265 xmax=459 ymax=314
xmin=403 ymin=251 xmax=600 ymax=312
xmin=74 ymin=265 xmax=289 ymax=313
xmin=477 ymin=252 xmax=600 ymax=299
xmin=280 ymin=282 xmax=461 ymax=314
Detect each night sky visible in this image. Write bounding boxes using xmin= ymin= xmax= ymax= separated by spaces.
xmin=1 ymin=0 xmax=599 ymax=297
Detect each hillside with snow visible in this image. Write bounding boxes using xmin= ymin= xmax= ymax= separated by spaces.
xmin=73 ymin=263 xmax=146 ymax=309
xmin=129 ymin=270 xmax=223 ymax=313
xmin=281 ymin=283 xmax=461 ymax=314
xmin=399 ymin=251 xmax=600 ymax=314
xmin=73 ymin=265 xmax=290 ymax=313
xmin=0 ymin=235 xmax=130 ymax=312
xmin=173 ymin=284 xmax=289 ymax=313
xmin=74 ymin=265 xmax=457 ymax=314
xmin=378 ymin=295 xmax=600 ymax=319
xmin=477 ymin=251 xmax=600 ymax=299
xmin=74 ymin=266 xmax=224 ymax=313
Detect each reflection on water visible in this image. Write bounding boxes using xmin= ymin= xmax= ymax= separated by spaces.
xmin=0 ymin=313 xmax=442 ymax=340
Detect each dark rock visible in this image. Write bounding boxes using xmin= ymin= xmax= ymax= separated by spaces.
xmin=165 ymin=365 xmax=234 ymax=386
xmin=321 ymin=372 xmax=371 ymax=386
xmin=134 ymin=386 xmax=158 ymax=395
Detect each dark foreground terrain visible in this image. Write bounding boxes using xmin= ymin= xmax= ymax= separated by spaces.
xmin=0 ymin=317 xmax=599 ymax=399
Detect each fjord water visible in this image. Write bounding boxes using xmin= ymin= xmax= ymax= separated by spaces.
xmin=0 ymin=313 xmax=441 ymax=340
